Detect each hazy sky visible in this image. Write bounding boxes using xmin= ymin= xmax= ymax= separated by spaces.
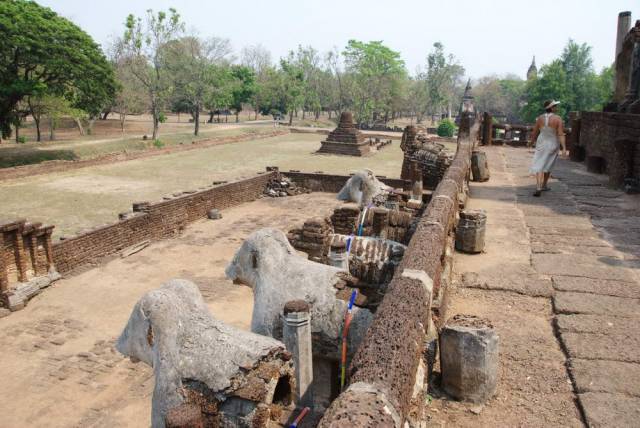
xmin=40 ymin=0 xmax=637 ymax=79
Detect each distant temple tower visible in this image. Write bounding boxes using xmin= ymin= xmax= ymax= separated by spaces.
xmin=527 ymin=56 xmax=537 ymax=80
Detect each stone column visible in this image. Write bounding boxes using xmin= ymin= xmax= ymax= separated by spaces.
xmin=328 ymin=241 xmax=349 ymax=271
xmin=616 ymin=12 xmax=632 ymax=60
xmin=409 ymin=160 xmax=423 ymax=201
xmin=283 ymin=300 xmax=314 ymax=408
xmin=482 ymin=112 xmax=493 ymax=146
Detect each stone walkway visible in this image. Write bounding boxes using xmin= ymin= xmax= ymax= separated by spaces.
xmin=505 ymin=147 xmax=640 ymax=427
xmin=430 ymin=145 xmax=640 ymax=427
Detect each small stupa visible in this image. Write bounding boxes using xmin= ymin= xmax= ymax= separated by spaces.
xmin=317 ymin=112 xmax=371 ymax=156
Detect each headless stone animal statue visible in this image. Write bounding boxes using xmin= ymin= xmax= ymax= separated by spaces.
xmin=116 ymin=279 xmax=291 ymax=428
xmin=337 ymin=169 xmax=391 ymax=207
xmin=225 ymin=228 xmax=373 ymax=355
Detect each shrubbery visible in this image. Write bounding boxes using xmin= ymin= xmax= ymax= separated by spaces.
xmin=437 ymin=119 xmax=456 ymax=137
xmin=153 ymin=139 xmax=164 ymax=148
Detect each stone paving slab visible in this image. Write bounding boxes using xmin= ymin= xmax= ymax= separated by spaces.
xmin=555 ymin=314 xmax=638 ymax=335
xmin=528 ymin=227 xmax=601 ymax=238
xmin=571 ymin=359 xmax=640 ymax=396
xmin=530 ymin=234 xmax=611 ymax=247
xmin=579 ymin=392 xmax=640 ymax=428
xmin=561 ymin=332 xmax=640 ymax=363
xmin=554 ymin=291 xmax=640 ymax=317
xmin=461 ymin=270 xmax=553 ymax=297
xmin=533 ymin=254 xmax=637 ymax=282
xmin=552 ymin=276 xmax=640 ymax=299
xmin=532 ymin=243 xmax=621 ymax=257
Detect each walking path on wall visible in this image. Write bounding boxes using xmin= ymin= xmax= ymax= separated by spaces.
xmin=429 ymin=146 xmax=640 ymax=427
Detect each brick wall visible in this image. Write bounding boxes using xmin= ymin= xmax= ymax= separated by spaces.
xmin=284 ymin=171 xmax=409 ymax=193
xmin=576 ymin=111 xmax=640 ymax=187
xmin=52 ymin=172 xmax=276 ymax=274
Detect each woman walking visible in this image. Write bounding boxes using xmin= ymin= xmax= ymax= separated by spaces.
xmin=529 ymin=100 xmax=566 ymax=197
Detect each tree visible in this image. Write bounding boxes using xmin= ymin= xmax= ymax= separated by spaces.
xmin=107 ymin=39 xmax=148 ymax=133
xmin=560 ymin=40 xmax=600 ymax=114
xmin=473 ymin=74 xmax=525 ymax=122
xmin=279 ymin=55 xmax=305 ymax=125
xmin=343 ymin=40 xmax=407 ymax=124
xmin=229 ymin=65 xmax=256 ymax=122
xmin=164 ymin=36 xmax=233 ymax=135
xmin=241 ymin=45 xmax=272 ymax=120
xmin=426 ymin=42 xmax=465 ymax=119
xmin=522 ymin=40 xmax=614 ymax=122
xmin=0 ymin=0 xmax=116 ymax=139
xmin=122 ymin=8 xmax=184 ymax=140
xmin=521 ymin=60 xmax=569 ymax=122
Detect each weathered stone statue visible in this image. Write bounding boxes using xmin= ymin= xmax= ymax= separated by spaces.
xmin=336 ymin=169 xmax=391 ymax=207
xmin=116 ymin=279 xmax=294 ymax=428
xmin=225 ymin=228 xmax=373 ymax=356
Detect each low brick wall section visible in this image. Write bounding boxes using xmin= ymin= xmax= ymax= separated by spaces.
xmin=52 ymin=172 xmax=276 ymax=274
xmin=574 ymin=111 xmax=640 ymax=187
xmin=284 ymin=171 xmax=409 ymax=193
xmin=318 ymin=117 xmax=478 ymax=427
xmin=0 ymin=130 xmax=289 ymax=182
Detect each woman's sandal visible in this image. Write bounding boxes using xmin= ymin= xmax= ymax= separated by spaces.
xmin=533 ymin=190 xmax=542 ymax=197
xmin=542 ymin=186 xmax=551 ymax=191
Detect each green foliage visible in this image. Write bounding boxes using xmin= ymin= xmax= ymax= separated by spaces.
xmin=426 ymin=43 xmax=465 ymax=117
xmin=158 ymin=112 xmax=167 ymax=123
xmin=152 ymin=139 xmax=164 ymax=148
xmin=17 ymin=135 xmax=27 ymax=144
xmin=521 ymin=40 xmax=614 ymax=122
xmin=343 ymin=40 xmax=407 ymax=124
xmin=122 ymin=8 xmax=184 ymax=139
xmin=0 ymin=0 xmax=116 ymax=138
xmin=437 ymin=119 xmax=456 ymax=137
xmin=230 ymin=65 xmax=256 ymax=117
xmin=474 ymin=75 xmax=526 ymax=122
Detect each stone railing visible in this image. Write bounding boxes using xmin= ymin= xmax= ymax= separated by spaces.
xmin=317 ymin=114 xmax=479 ymax=427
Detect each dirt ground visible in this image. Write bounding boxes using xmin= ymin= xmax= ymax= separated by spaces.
xmin=0 ymin=192 xmax=341 ymax=428
xmin=0 ymin=133 xmax=407 ymax=238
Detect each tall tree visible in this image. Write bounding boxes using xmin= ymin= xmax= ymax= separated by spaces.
xmin=107 ymin=39 xmax=148 ymax=134
xmin=122 ymin=8 xmax=184 ymax=140
xmin=0 ymin=0 xmax=116 ymax=139
xmin=164 ymin=36 xmax=233 ymax=135
xmin=426 ymin=42 xmax=465 ymax=119
xmin=230 ymin=65 xmax=256 ymax=122
xmin=241 ymin=44 xmax=272 ymax=120
xmin=342 ymin=40 xmax=406 ymax=124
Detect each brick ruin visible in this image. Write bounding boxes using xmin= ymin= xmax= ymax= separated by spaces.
xmin=1 ymin=95 xmax=479 ymax=427
xmin=0 ymin=219 xmax=59 ymax=311
xmin=316 ymin=112 xmax=371 ymax=156
xmin=569 ymin=13 xmax=640 ymax=190
xmin=400 ymin=125 xmax=454 ymax=190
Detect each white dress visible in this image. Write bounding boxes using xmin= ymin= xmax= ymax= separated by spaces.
xmin=530 ymin=113 xmax=559 ymax=174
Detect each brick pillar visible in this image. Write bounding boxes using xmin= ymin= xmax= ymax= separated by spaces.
xmin=0 ymin=232 xmax=8 ymax=293
xmin=29 ymin=233 xmax=39 ymax=277
xmin=43 ymin=228 xmax=55 ymax=272
xmin=12 ymin=226 xmax=28 ymax=283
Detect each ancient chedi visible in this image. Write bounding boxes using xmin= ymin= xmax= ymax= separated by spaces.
xmin=317 ymin=112 xmax=371 ymax=156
